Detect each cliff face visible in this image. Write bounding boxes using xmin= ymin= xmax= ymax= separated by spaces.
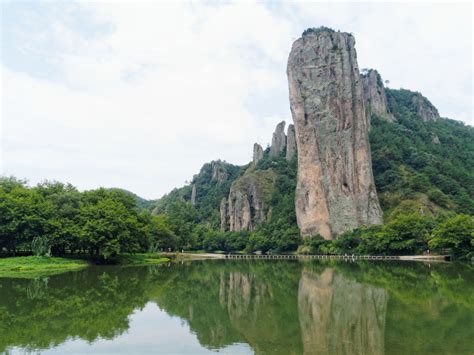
xmin=287 ymin=29 xmax=383 ymax=239
xmin=211 ymin=161 xmax=229 ymax=182
xmin=361 ymin=69 xmax=394 ymax=123
xmin=411 ymin=92 xmax=440 ymax=122
xmin=226 ymin=169 xmax=277 ymax=231
xmin=220 ymin=198 xmax=228 ymax=231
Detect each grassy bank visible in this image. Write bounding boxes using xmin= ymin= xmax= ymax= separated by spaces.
xmin=0 ymin=256 xmax=89 ymax=278
xmin=115 ymin=253 xmax=170 ymax=265
xmin=0 ymin=253 xmax=171 ymax=278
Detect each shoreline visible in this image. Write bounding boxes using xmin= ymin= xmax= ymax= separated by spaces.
xmin=0 ymin=254 xmax=171 ymax=278
xmin=165 ymin=252 xmax=451 ymax=262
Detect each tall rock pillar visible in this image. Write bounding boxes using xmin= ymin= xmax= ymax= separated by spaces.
xmin=269 ymin=121 xmax=287 ymax=157
xmin=287 ymin=28 xmax=382 ymax=239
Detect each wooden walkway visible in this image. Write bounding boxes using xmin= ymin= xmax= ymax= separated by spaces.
xmin=223 ymin=254 xmax=450 ymax=261
xmin=165 ymin=252 xmax=450 ymax=262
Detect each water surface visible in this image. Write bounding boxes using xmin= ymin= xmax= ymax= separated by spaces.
xmin=1 ymin=260 xmax=472 ymax=354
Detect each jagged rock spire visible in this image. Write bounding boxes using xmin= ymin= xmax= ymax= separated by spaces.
xmin=287 ymin=28 xmax=383 ymax=239
xmin=361 ymin=69 xmax=395 ymax=124
xmin=253 ymin=143 xmax=264 ymax=164
xmin=270 ymin=121 xmax=286 ymax=157
xmin=286 ymin=124 xmax=296 ymax=161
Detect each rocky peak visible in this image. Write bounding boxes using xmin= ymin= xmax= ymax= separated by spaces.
xmin=270 ymin=121 xmax=286 ymax=157
xmin=286 ymin=124 xmax=297 ymax=161
xmin=287 ymin=29 xmax=383 ymax=239
xmin=253 ymin=143 xmax=264 ymax=164
xmin=411 ymin=92 xmax=440 ymax=122
xmin=211 ymin=161 xmax=229 ymax=182
xmin=224 ymin=169 xmax=277 ymax=232
xmin=301 ymin=26 xmax=336 ymax=37
xmin=361 ymin=69 xmax=394 ymax=123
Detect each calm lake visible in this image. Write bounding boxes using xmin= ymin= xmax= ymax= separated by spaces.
xmin=1 ymin=260 xmax=472 ymax=354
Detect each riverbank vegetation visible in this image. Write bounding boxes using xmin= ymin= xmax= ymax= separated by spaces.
xmin=0 ymin=177 xmax=176 ymax=261
xmin=1 ymin=176 xmax=473 ymax=261
xmin=300 ymin=213 xmax=474 ymax=259
xmin=0 ymin=256 xmax=88 ymax=278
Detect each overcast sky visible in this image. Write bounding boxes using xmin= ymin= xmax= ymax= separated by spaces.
xmin=1 ymin=1 xmax=472 ymax=199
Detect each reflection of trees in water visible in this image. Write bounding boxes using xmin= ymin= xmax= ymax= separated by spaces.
xmin=153 ymin=261 xmax=303 ymax=354
xmin=26 ymin=277 xmax=50 ymax=300
xmin=0 ymin=267 xmax=154 ymax=353
xmin=298 ymin=268 xmax=387 ymax=355
xmin=0 ymin=261 xmax=472 ymax=354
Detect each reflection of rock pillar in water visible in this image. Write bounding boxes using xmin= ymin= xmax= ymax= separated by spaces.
xmin=298 ymin=268 xmax=387 ymax=355
xmin=219 ymin=271 xmax=268 ymax=319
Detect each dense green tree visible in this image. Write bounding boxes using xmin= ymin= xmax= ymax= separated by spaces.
xmin=78 ymin=190 xmax=147 ymax=259
xmin=166 ymin=201 xmax=198 ymax=250
xmin=145 ymin=214 xmax=177 ymax=252
xmin=0 ymin=178 xmax=51 ymax=254
xmin=429 ymin=215 xmax=474 ymax=257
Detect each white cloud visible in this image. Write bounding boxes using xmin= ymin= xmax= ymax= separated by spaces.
xmin=2 ymin=2 xmax=291 ymax=198
xmin=1 ymin=1 xmax=472 ymax=199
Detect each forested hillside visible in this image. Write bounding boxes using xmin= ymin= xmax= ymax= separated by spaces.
xmin=371 ymin=89 xmax=474 ymax=217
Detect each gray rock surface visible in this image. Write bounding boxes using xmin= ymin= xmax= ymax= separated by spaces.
xmin=191 ymin=184 xmax=196 ymax=205
xmin=211 ymin=161 xmax=229 ymax=182
xmin=226 ymin=169 xmax=277 ymax=231
xmin=286 ymin=124 xmax=297 ymax=161
xmin=269 ymin=121 xmax=287 ymax=157
xmin=361 ymin=69 xmax=395 ymax=124
xmin=253 ymin=143 xmax=264 ymax=164
xmin=220 ymin=198 xmax=228 ymax=231
xmin=412 ymin=92 xmax=440 ymax=122
xmin=287 ymin=28 xmax=383 ymax=239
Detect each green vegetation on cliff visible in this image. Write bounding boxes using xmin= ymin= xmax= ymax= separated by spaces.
xmin=153 ymin=160 xmax=244 ymax=229
xmin=371 ymin=88 xmax=474 ymax=217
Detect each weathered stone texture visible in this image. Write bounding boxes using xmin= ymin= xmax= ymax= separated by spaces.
xmin=286 ymin=124 xmax=297 ymax=161
xmin=361 ymin=69 xmax=394 ymax=123
xmin=269 ymin=121 xmax=287 ymax=157
xmin=220 ymin=197 xmax=228 ymax=231
xmin=226 ymin=170 xmax=276 ymax=232
xmin=191 ymin=184 xmax=196 ymax=205
xmin=253 ymin=143 xmax=264 ymax=164
xmin=211 ymin=161 xmax=229 ymax=182
xmin=287 ymin=29 xmax=383 ymax=239
xmin=412 ymin=93 xmax=440 ymax=122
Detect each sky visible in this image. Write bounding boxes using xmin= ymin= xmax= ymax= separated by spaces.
xmin=1 ymin=1 xmax=472 ymax=199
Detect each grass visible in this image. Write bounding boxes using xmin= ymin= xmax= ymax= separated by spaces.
xmin=0 ymin=256 xmax=89 ymax=278
xmin=116 ymin=253 xmax=170 ymax=265
xmin=0 ymin=253 xmax=170 ymax=278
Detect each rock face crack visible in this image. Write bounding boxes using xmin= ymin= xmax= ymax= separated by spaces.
xmin=287 ymin=29 xmax=383 ymax=239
